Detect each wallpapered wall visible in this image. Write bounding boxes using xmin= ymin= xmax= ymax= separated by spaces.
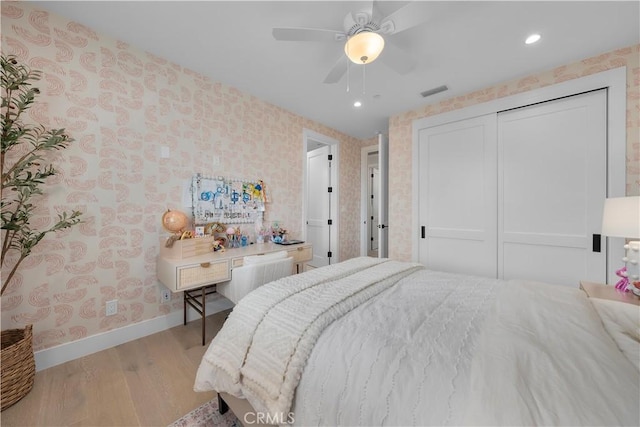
xmin=0 ymin=3 xmax=369 ymax=351
xmin=388 ymin=44 xmax=640 ymax=261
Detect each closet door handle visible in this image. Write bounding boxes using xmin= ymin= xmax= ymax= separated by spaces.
xmin=592 ymin=234 xmax=601 ymax=253
xmin=421 ymin=226 xmax=426 ymax=239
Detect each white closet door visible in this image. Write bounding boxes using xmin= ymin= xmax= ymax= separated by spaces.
xmin=418 ymin=114 xmax=497 ymax=277
xmin=498 ymin=90 xmax=607 ymax=286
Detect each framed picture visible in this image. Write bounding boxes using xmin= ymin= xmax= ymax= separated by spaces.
xmin=191 ymin=173 xmax=266 ymax=225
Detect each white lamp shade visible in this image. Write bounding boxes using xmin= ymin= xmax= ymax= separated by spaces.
xmin=601 ymin=196 xmax=640 ymax=238
xmin=344 ymin=32 xmax=384 ymax=64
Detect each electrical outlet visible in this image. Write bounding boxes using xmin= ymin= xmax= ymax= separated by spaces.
xmin=161 ymin=289 xmax=171 ymax=303
xmin=105 ymin=299 xmax=118 ymax=316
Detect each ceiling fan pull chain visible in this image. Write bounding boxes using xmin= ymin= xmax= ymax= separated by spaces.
xmin=345 ymin=37 xmax=351 ymax=93
xmin=362 ymin=62 xmax=366 ymax=94
xmin=346 ymin=58 xmax=350 ymax=93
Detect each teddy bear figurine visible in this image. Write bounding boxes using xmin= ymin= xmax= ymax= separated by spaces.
xmin=211 ymin=237 xmax=226 ymax=253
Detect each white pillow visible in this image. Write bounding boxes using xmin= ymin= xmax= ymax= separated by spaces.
xmin=590 ymin=297 xmax=640 ymax=372
xmin=243 ymin=250 xmax=288 ymax=265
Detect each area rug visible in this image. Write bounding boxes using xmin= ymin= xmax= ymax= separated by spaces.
xmin=169 ymin=399 xmax=240 ymax=427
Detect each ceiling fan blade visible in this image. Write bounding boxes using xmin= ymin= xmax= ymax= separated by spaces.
xmin=379 ymin=42 xmax=417 ymax=75
xmin=370 ymin=0 xmax=384 ymax=26
xmin=380 ymin=2 xmax=429 ymax=35
xmin=343 ymin=12 xmax=357 ymax=31
xmin=272 ymin=27 xmax=345 ymax=42
xmin=323 ymin=55 xmax=349 ymax=84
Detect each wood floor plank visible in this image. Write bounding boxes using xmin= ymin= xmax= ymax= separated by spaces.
xmin=118 ymin=331 xmax=208 ymax=425
xmin=78 ymin=348 xmax=139 ymax=426
xmin=46 ymin=356 xmax=92 ymax=426
xmin=1 ymin=361 xmax=50 ymax=425
xmin=0 ymin=310 xmax=231 ymax=426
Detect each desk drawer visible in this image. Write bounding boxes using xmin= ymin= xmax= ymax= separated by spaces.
xmin=160 ymin=236 xmax=216 ymax=259
xmin=177 ymin=260 xmax=230 ymax=290
xmin=231 ymin=257 xmax=244 ymax=268
xmin=288 ymin=245 xmax=312 ymax=263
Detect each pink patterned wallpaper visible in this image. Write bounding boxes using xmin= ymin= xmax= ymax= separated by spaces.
xmin=388 ymin=45 xmax=640 ymax=261
xmin=0 ymin=3 xmax=367 ymax=351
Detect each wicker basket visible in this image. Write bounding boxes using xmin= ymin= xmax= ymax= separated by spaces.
xmin=1 ymin=324 xmax=35 ymax=411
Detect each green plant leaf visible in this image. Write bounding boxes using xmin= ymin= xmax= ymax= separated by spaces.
xmin=1 ymin=54 xmax=84 ymax=296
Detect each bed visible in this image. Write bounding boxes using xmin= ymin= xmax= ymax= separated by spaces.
xmin=194 ymin=257 xmax=640 ymax=426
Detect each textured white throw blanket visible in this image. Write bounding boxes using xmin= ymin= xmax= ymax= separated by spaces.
xmin=194 ymin=257 xmax=423 ymax=418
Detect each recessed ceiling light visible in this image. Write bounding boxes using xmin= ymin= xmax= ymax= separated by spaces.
xmin=525 ymin=33 xmax=541 ymax=45
xmin=353 ymin=101 xmax=362 ymax=107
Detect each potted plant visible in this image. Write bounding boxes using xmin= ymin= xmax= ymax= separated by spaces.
xmin=1 ymin=54 xmax=83 ymax=410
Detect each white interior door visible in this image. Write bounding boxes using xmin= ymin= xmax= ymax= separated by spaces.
xmin=306 ymin=145 xmax=331 ymax=267
xmin=497 ymin=89 xmax=607 ymax=285
xmin=360 ymin=146 xmax=379 ymax=257
xmin=418 ymin=114 xmax=498 ymax=277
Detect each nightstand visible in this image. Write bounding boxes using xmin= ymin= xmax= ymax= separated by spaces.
xmin=580 ymin=281 xmax=640 ymax=306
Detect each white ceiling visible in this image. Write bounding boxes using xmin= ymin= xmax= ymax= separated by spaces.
xmin=30 ymin=1 xmax=640 ymax=140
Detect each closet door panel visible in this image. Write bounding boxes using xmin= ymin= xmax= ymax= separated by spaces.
xmin=418 ymin=114 xmax=497 ymax=277
xmin=503 ymin=243 xmax=587 ymax=285
xmin=498 ymin=90 xmax=607 ymax=285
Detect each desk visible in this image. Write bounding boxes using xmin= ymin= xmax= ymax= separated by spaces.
xmin=156 ymin=241 xmax=312 ymax=344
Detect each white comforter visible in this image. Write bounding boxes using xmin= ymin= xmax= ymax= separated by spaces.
xmin=195 ymin=259 xmax=640 ymax=426
xmin=464 ymin=280 xmax=640 ymax=426
xmin=195 ymin=257 xmax=423 ymax=418
xmin=291 ymin=268 xmax=503 ymax=426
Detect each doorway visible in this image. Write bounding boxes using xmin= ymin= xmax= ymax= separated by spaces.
xmin=360 ymin=135 xmax=389 ymax=258
xmin=302 ymin=129 xmax=339 ymax=268
xmin=368 ymin=166 xmax=379 ymax=256
xmin=367 ymin=154 xmax=379 ymax=257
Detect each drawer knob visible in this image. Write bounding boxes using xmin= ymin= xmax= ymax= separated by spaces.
xmin=297 ymin=247 xmax=303 ymax=251
xmin=200 ymin=262 xmax=211 ymax=268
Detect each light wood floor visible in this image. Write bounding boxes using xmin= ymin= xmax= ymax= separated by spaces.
xmin=1 ymin=309 xmax=232 ymax=427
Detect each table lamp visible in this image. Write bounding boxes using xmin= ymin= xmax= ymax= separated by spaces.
xmin=601 ymin=196 xmax=640 ymax=294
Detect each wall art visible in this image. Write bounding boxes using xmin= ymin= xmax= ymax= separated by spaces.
xmin=191 ymin=173 xmax=267 ymax=224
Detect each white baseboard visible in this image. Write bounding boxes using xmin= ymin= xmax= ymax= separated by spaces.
xmin=34 ymin=297 xmax=233 ymax=372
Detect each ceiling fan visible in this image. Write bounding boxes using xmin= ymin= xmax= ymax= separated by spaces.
xmin=272 ymin=1 xmax=428 ymax=84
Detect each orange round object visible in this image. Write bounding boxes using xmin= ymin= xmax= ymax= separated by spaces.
xmin=161 ymin=209 xmax=189 ymax=234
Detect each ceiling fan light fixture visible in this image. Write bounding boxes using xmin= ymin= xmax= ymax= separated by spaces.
xmin=344 ymin=32 xmax=385 ymax=64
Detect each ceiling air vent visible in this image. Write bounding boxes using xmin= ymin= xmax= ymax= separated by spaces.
xmin=420 ymin=85 xmax=448 ymax=98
